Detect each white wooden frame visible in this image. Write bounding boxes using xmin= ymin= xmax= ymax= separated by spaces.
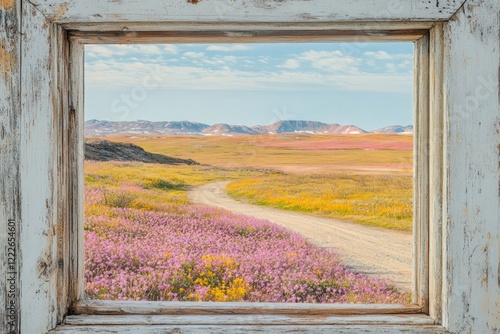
xmin=1 ymin=0 xmax=499 ymax=333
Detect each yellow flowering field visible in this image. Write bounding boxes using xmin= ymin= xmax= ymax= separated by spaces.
xmin=226 ymin=173 xmax=413 ymax=232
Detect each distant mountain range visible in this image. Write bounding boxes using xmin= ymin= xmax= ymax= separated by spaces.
xmin=372 ymin=125 xmax=414 ymax=134
xmin=84 ymin=119 xmax=414 ymax=137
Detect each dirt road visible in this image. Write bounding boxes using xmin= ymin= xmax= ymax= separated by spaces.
xmin=188 ymin=181 xmax=412 ymax=290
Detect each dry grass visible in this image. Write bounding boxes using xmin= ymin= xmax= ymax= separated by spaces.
xmin=97 ymin=134 xmax=413 ymax=174
xmin=85 ymin=161 xmax=267 ymax=211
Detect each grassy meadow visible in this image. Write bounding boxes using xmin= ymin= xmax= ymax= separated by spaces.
xmin=102 ymin=133 xmax=413 ymax=174
xmin=84 ymin=133 xmax=413 ymax=302
xmin=85 ymin=162 xmax=268 ymax=210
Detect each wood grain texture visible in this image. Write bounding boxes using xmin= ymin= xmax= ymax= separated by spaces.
xmin=48 ymin=324 xmax=450 ymax=334
xmin=67 ymin=28 xmax=429 ymax=44
xmin=29 ymin=0 xmax=466 ymax=24
xmin=442 ymin=0 xmax=500 ymax=332
xmin=19 ymin=2 xmax=59 ymax=333
xmin=71 ymin=301 xmax=422 ymax=316
xmin=413 ymin=32 xmax=430 ymax=312
xmin=428 ymin=22 xmax=445 ymax=324
xmin=65 ymin=21 xmax=436 ymax=33
xmin=0 ymin=0 xmax=20 ymax=333
xmin=68 ymin=39 xmax=85 ymax=307
xmin=62 ymin=314 xmax=436 ymax=326
xmin=55 ymin=23 xmax=70 ymax=325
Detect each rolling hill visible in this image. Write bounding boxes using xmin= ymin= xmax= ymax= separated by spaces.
xmin=84 ymin=119 xmax=413 ymax=136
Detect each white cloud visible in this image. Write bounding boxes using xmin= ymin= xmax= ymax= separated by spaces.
xmin=206 ymin=45 xmax=251 ymax=52
xmin=384 ymin=59 xmax=413 ymax=73
xmin=85 ymin=62 xmax=110 ymax=71
xmin=196 ymin=55 xmax=240 ymax=66
xmin=184 ymin=52 xmax=205 ymax=58
xmin=163 ymin=45 xmax=178 ymax=54
xmin=84 ymin=45 xmax=412 ymax=94
xmin=325 ymin=73 xmax=412 ymax=93
xmin=398 ymin=60 xmax=412 ymax=68
xmin=222 ymin=56 xmax=238 ymax=63
xmin=85 ymin=44 xmax=172 ymax=58
xmin=278 ymin=59 xmax=300 ymax=69
xmin=85 ymin=57 xmax=411 ymax=94
xmin=364 ymin=51 xmax=412 ymax=60
xmin=136 ymin=45 xmax=163 ymax=55
xmin=202 ymin=59 xmax=228 ymax=66
xmin=258 ymin=56 xmax=269 ymax=64
xmin=85 ymin=45 xmax=114 ymax=57
xmin=298 ymin=50 xmax=361 ymax=73
xmin=385 ymin=63 xmax=397 ymax=73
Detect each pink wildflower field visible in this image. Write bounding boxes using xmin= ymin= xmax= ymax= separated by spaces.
xmin=85 ymin=184 xmax=409 ymax=304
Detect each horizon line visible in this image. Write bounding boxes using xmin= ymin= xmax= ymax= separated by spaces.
xmin=85 ymin=118 xmax=414 ymax=130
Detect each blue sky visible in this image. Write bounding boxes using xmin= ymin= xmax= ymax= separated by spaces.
xmin=85 ymin=42 xmax=413 ymax=131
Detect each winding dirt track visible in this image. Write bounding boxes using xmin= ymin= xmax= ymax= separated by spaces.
xmin=188 ymin=181 xmax=412 ymax=290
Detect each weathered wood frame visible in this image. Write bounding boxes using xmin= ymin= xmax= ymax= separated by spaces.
xmin=1 ymin=0 xmax=499 ymax=333
xmin=64 ymin=21 xmax=435 ymax=326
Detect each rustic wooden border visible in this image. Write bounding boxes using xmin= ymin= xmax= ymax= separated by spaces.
xmin=2 ymin=0 xmax=498 ymax=333
xmin=27 ymin=0 xmax=466 ymax=23
xmin=71 ymin=300 xmax=423 ymax=316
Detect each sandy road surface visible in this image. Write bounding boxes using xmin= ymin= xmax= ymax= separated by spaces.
xmin=188 ymin=181 xmax=412 ymax=290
